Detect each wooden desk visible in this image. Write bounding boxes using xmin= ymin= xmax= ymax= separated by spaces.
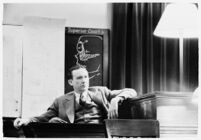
xmin=105 ymin=119 xmax=159 ymax=138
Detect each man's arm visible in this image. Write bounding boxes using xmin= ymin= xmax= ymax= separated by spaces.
xmin=13 ymin=98 xmax=58 ymax=129
xmin=108 ymin=88 xmax=137 ymax=101
xmin=105 ymin=87 xmax=137 ymax=119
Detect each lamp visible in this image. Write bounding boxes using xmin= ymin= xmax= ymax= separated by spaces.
xmin=153 ymin=3 xmax=198 ymax=91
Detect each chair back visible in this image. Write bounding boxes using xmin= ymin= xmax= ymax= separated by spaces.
xmin=105 ymin=119 xmax=159 ymax=138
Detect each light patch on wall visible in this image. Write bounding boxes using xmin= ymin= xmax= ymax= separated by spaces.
xmin=3 ymin=3 xmax=110 ymax=28
xmin=22 ymin=16 xmax=65 ymax=118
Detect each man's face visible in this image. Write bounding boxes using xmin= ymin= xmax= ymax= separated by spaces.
xmin=70 ymin=68 xmax=89 ymax=93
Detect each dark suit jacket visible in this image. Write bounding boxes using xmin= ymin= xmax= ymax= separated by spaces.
xmin=31 ymin=86 xmax=136 ymax=123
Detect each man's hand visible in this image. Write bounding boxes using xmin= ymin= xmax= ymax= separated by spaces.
xmin=108 ymin=97 xmax=123 ymax=119
xmin=13 ymin=118 xmax=31 ymax=129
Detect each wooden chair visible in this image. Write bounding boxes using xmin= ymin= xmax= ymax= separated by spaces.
xmin=105 ymin=119 xmax=160 ymax=138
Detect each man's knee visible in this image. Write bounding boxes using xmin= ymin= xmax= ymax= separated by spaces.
xmin=48 ymin=117 xmax=68 ymax=123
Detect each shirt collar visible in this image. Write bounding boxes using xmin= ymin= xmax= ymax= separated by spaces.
xmin=74 ymin=91 xmax=80 ymax=99
xmin=74 ymin=90 xmax=88 ymax=98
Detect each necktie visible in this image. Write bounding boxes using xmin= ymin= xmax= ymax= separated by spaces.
xmin=79 ymin=92 xmax=87 ymax=106
xmin=79 ymin=92 xmax=92 ymax=107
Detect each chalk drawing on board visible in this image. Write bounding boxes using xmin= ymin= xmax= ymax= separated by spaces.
xmin=74 ymin=35 xmax=102 ymax=79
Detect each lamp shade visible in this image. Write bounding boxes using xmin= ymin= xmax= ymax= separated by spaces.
xmin=153 ymin=3 xmax=198 ymax=38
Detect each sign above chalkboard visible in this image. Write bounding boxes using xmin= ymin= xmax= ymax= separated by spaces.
xmin=65 ymin=27 xmax=109 ymax=93
xmin=67 ymin=27 xmax=106 ymax=35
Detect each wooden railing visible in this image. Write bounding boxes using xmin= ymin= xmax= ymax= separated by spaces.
xmin=119 ymin=93 xmax=156 ymax=119
xmin=22 ymin=122 xmax=107 ymax=138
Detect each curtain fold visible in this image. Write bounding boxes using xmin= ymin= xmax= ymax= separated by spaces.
xmin=110 ymin=3 xmax=198 ymax=94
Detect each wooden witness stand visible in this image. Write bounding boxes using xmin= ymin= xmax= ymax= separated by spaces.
xmin=17 ymin=94 xmax=159 ymax=138
xmin=3 ymin=93 xmax=160 ymax=138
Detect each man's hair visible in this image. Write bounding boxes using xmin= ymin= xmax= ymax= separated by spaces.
xmin=67 ymin=65 xmax=86 ymax=80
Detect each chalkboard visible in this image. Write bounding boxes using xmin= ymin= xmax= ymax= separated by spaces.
xmin=65 ymin=27 xmax=109 ymax=93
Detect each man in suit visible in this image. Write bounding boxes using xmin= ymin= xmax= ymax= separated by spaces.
xmin=14 ymin=65 xmax=137 ymax=128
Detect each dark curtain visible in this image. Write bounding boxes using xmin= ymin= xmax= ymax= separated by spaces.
xmin=109 ymin=3 xmax=198 ymax=95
